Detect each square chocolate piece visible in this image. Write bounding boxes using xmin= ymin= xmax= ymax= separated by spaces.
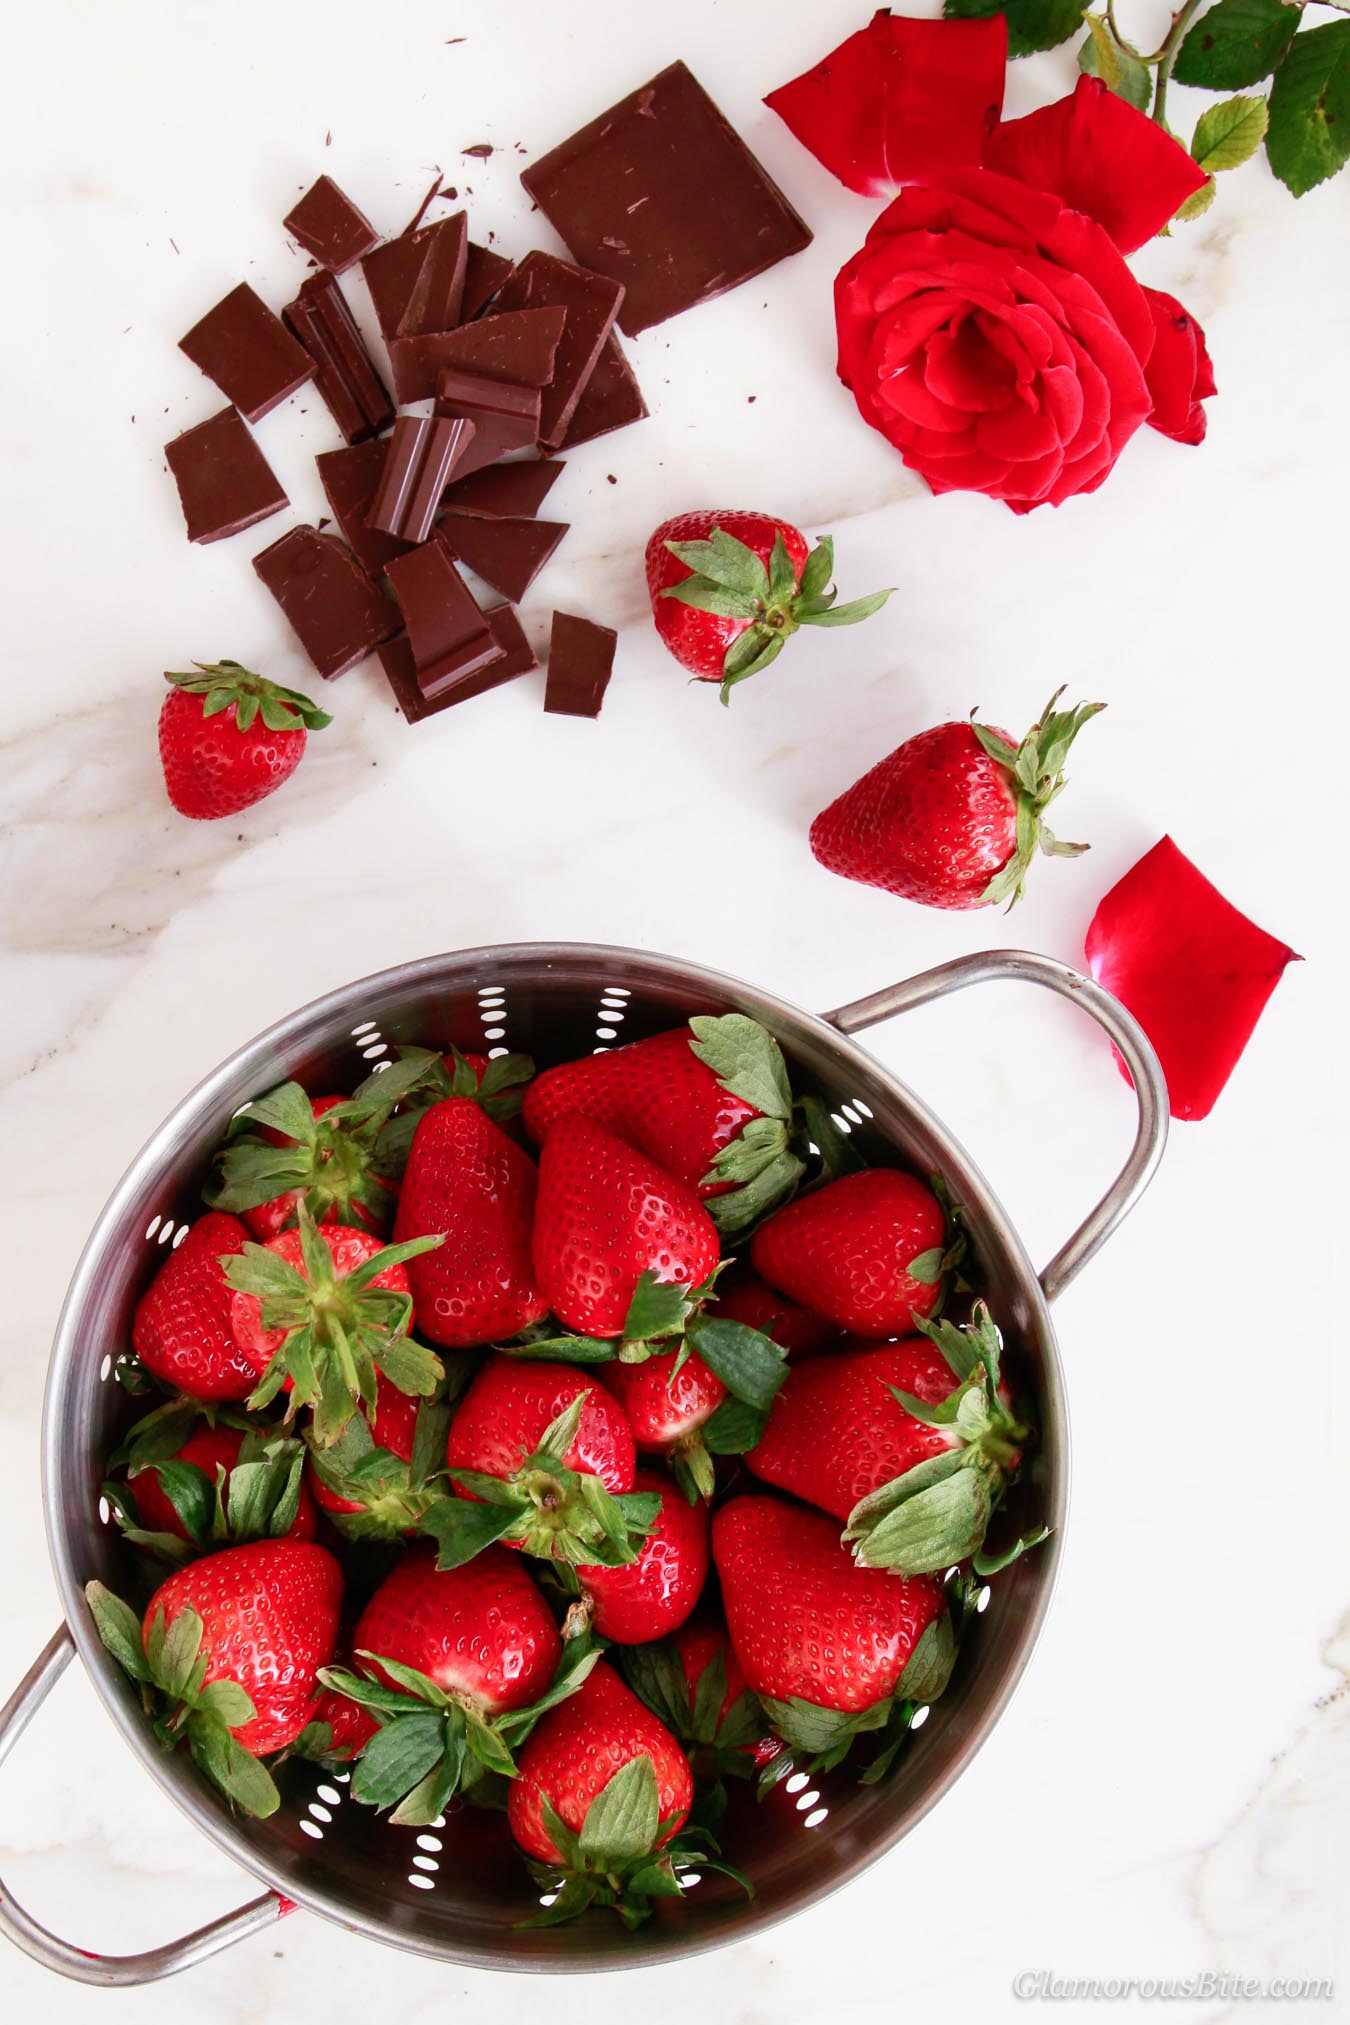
xmin=367 ymin=415 xmax=477 ymax=544
xmin=544 ymin=611 xmax=617 ymax=718
xmin=283 ymin=271 xmax=393 ymax=444
xmin=179 ymin=283 xmax=314 ymax=422
xmin=485 ymin=253 xmax=623 ymax=449
xmin=253 ymin=525 xmax=399 ymax=679
xmin=316 ymin=440 xmax=410 ymax=576
xmin=386 ymin=539 xmax=503 ymax=698
xmin=379 ymin=605 xmax=538 ymax=723
xmin=165 ymin=407 xmax=288 ymax=544
xmin=283 ymin=176 xmax=379 ymax=272
xmin=521 ymin=62 xmax=812 ymax=335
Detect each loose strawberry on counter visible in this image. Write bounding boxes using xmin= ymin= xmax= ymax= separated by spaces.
xmin=158 ymin=661 xmax=331 ymax=821
xmin=751 ymin=1167 xmax=948 ymax=1339
xmin=221 ymin=1206 xmax=444 ymax=1446
xmin=131 ymin=1211 xmax=260 ymax=1401
xmin=646 ymin=511 xmax=891 ymax=703
xmin=810 ymin=689 xmax=1103 ymax=910
xmin=86 ymin=1539 xmax=343 ymax=1815
xmin=567 ymin=1472 xmax=709 ymax=1644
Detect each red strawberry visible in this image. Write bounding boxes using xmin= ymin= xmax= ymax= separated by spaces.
xmin=674 ymin=1622 xmax=780 ymax=1769
xmin=751 ymin=1168 xmax=947 ymax=1338
xmin=158 ymin=661 xmax=330 ymax=821
xmin=507 ymin=1660 xmax=693 ymax=1874
xmin=393 ymin=1097 xmax=547 ymax=1347
xmin=305 ymin=1377 xmax=422 ymax=1523
xmin=209 ymin=1091 xmax=392 ymax=1241
xmin=124 ymin=1422 xmax=318 ymax=1546
xmin=714 ymin=1497 xmax=947 ymax=1763
xmin=532 ymin=1116 xmax=721 ymax=1337
xmin=810 ymin=690 xmax=1103 ymax=910
xmin=131 ymin=1212 xmax=259 ymax=1401
xmin=448 ymin=1359 xmax=637 ymax=1495
xmin=86 ymin=1540 xmax=343 ymax=1815
xmin=715 ymin=1266 xmax=837 ymax=1358
xmin=646 ymin=512 xmax=890 ymax=702
xmin=598 ymin=1351 xmax=726 ymax=1501
xmin=676 ymin=1621 xmax=750 ymax=1727
xmin=220 ymin=1208 xmax=444 ymax=1446
xmin=307 ymin=1681 xmax=379 ymax=1762
xmin=570 ymin=1472 xmax=709 ymax=1644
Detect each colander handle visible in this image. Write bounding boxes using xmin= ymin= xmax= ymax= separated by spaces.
xmin=822 ymin=948 xmax=1168 ymax=1303
xmin=0 ymin=1627 xmax=287 ymax=1986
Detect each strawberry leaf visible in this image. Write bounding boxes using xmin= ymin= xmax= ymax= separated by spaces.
xmin=688 ymin=1013 xmax=793 ymax=1121
xmin=420 ymin=1495 xmax=525 ymax=1570
xmin=186 ymin=1711 xmax=280 ymax=1817
xmin=351 ymin=1712 xmax=446 ymax=1810
xmin=686 ymin=1317 xmax=787 ymax=1414
xmin=578 ymin=1755 xmax=660 ymax=1867
xmin=895 ymin=1612 xmax=958 ymax=1703
xmin=84 ymin=1582 xmax=153 ymax=1683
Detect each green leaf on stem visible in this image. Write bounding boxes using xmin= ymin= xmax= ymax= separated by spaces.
xmin=1192 ymin=93 xmax=1270 ymax=171
xmin=1174 ymin=0 xmax=1300 ymax=89
xmin=1266 ymin=21 xmax=1350 ymax=195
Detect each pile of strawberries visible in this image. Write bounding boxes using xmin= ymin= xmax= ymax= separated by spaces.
xmin=89 ymin=1014 xmax=1041 ymax=1926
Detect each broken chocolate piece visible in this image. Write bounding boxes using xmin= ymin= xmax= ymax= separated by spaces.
xmin=368 ymin=415 xmax=477 ymax=543
xmin=165 ymin=407 xmax=288 ymax=544
xmin=440 ymin=458 xmax=565 ymax=518
xmin=400 ymin=213 xmax=469 ymax=336
xmin=415 ymin=307 xmax=567 ymax=387
xmin=439 ymin=511 xmax=569 ymax=603
xmin=253 ymin=526 xmax=399 ymax=679
xmin=485 ymin=253 xmax=623 ymax=448
xmin=283 ymin=176 xmax=379 ymax=272
xmin=432 ymin=369 xmax=541 ymax=476
xmin=283 ymin=270 xmax=393 ymax=444
xmin=544 ymin=611 xmax=617 ymax=718
xmin=179 ymin=283 xmax=314 ymax=422
xmin=379 ymin=604 xmax=538 ymax=722
xmin=461 ymin=241 xmax=515 ymax=320
xmin=558 ymin=331 xmax=648 ymax=449
xmin=521 ymin=62 xmax=812 ymax=335
xmin=361 ymin=233 xmax=433 ymax=341
xmin=386 ymin=539 xmax=503 ymax=697
xmin=316 ymin=440 xmax=409 ymax=575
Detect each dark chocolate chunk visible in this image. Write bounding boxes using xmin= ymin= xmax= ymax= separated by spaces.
xmin=368 ymin=415 xmax=477 ymax=543
xmin=462 ymin=241 xmax=515 ymax=320
xmin=544 ymin=610 xmax=617 ymax=718
xmin=485 ymin=253 xmax=623 ymax=448
xmin=283 ymin=176 xmax=379 ymax=272
xmin=558 ymin=331 xmax=648 ymax=449
xmin=379 ymin=604 xmax=537 ymax=722
xmin=386 ymin=539 xmax=503 ymax=698
xmin=521 ymin=62 xmax=812 ymax=335
xmin=400 ymin=213 xmax=468 ymax=336
xmin=283 ymin=270 xmax=393 ymax=444
xmin=315 ymin=440 xmax=409 ymax=575
xmin=361 ymin=233 xmax=433 ymax=342
xmin=432 ymin=369 xmax=541 ymax=475
xmin=165 ymin=407 xmax=288 ymax=544
xmin=440 ymin=458 xmax=565 ymax=518
xmin=439 ymin=511 xmax=569 ymax=603
xmin=417 ymin=307 xmax=567 ymax=386
xmin=179 ymin=283 xmax=314 ymax=422
xmin=253 ymin=525 xmax=400 ymax=679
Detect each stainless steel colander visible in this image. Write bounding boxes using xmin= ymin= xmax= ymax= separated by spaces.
xmin=0 ymin=943 xmax=1166 ymax=1984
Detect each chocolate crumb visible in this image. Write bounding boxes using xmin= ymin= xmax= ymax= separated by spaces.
xmin=462 ymin=143 xmax=494 ymax=159
xmin=324 ymin=130 xmax=332 ymax=147
xmin=169 ymin=237 xmax=180 ymax=254
xmin=747 ymin=394 xmax=757 ymax=403
xmin=607 ymin=473 xmax=617 ymax=484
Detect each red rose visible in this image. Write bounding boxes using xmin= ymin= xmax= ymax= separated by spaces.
xmin=835 ymin=168 xmax=1156 ymax=510
xmin=1140 ymin=287 xmax=1217 ymax=445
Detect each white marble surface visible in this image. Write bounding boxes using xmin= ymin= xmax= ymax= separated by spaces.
xmin=3 ymin=0 xmax=1347 ymax=2016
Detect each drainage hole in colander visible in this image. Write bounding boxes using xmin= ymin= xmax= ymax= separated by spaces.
xmin=537 ymin=1888 xmax=561 ymax=1908
xmin=852 ymin=1097 xmax=874 ymax=1118
xmin=784 ymin=1770 xmax=809 ymax=1794
xmin=299 ymin=1819 xmax=323 ymax=1840
xmin=840 ymin=1104 xmax=862 ymax=1125
xmin=412 ymin=1854 xmax=439 ymax=1873
xmin=98 ymin=1496 xmax=111 ymax=1525
xmin=155 ymin=1220 xmax=176 ymax=1246
xmin=99 ymin=1354 xmax=112 ymax=1383
xmin=172 ymin=1226 xmax=188 ymax=1248
xmin=976 ymin=1585 xmax=992 ymax=1613
xmin=803 ymin=1808 xmax=829 ymax=1829
xmin=350 ymin=1020 xmax=378 ymax=1036
xmin=596 ymin=1027 xmax=619 ymax=1041
xmin=680 ymin=1872 xmax=702 ymax=1890
xmin=488 ymin=1046 xmax=510 ymax=1060
xmin=482 ymin=1027 xmax=506 ymax=1041
xmin=601 ymin=986 xmax=632 ymax=999
xmin=477 ymin=986 xmax=505 ymax=1002
xmin=831 ymin=1114 xmax=853 ymax=1136
xmin=415 ymin=1833 xmax=442 ymax=1852
xmin=144 ymin=1216 xmax=161 ymax=1240
xmin=911 ymin=1705 xmax=930 ymax=1731
xmin=361 ymin=1043 xmax=388 ymax=1061
xmin=408 ymin=1875 xmax=436 ymax=1892
xmin=794 ymin=1789 xmax=820 ymax=1813
xmin=315 ymin=1784 xmax=341 ymax=1806
xmin=308 ymin=1803 xmax=332 ymax=1824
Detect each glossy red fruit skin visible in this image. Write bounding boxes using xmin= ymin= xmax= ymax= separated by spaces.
xmin=447 ymin=1358 xmax=637 ymax=1495
xmin=745 ymin=1337 xmax=957 ymax=1521
xmin=577 ymin=1473 xmax=709 ymax=1644
xmin=507 ymin=1662 xmax=693 ymax=1864
xmin=522 ymin=1028 xmax=759 ymax=1198
xmin=243 ymin=1094 xmax=388 ymax=1242
xmin=130 ymin=1424 xmax=318 ymax=1540
xmin=159 ymin=687 xmax=308 ymax=822
xmin=675 ymin=1620 xmax=750 ymax=1729
xmin=353 ymin=1544 xmax=560 ymax=1713
xmin=307 ymin=1379 xmax=421 ymax=1518
xmin=228 ymin=1224 xmax=410 ymax=1376
xmin=715 ymin=1267 xmax=838 ymax=1359
xmin=713 ymin=1496 xmax=944 ymax=1715
xmin=309 ymin=1681 xmax=379 ymax=1760
xmin=810 ymin=720 xmax=1019 ymax=910
xmin=645 ymin=511 xmax=810 ymax=680
xmin=142 ymin=1539 xmax=342 ymax=1754
xmin=532 ymin=1116 xmax=721 ymax=1337
xmin=598 ymin=1351 xmax=725 ymax=1451
xmin=394 ymin=1097 xmax=547 ymax=1349
xmin=132 ymin=1213 xmax=259 ymax=1401
xmin=751 ymin=1169 xmax=946 ymax=1339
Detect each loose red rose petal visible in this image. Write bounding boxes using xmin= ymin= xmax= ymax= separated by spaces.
xmin=1085 ymin=837 xmax=1299 ymax=1122
xmin=985 ymin=77 xmax=1207 ymax=256
xmin=765 ymin=9 xmax=1007 ymax=198
xmin=1141 ymin=287 xmax=1216 ymax=445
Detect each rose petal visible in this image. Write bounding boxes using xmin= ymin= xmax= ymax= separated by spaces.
xmin=1085 ymin=837 xmax=1299 ymax=1122
xmin=924 ymin=319 xmax=1017 ymax=411
xmin=1141 ymin=287 xmax=1217 ymax=445
xmin=765 ymin=10 xmax=1007 ymax=198
xmin=985 ymin=77 xmax=1207 ymax=255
